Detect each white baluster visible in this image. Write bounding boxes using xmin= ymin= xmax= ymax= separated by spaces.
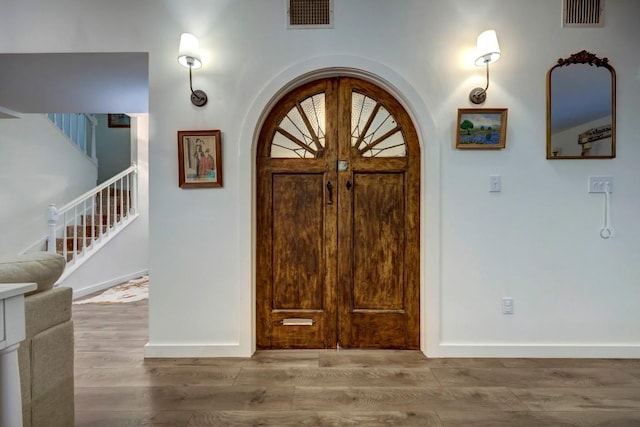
xmin=62 ymin=211 xmax=69 ymax=263
xmin=125 ymin=174 xmax=130 ymax=217
xmin=81 ymin=200 xmax=86 ymax=255
xmin=47 ymin=204 xmax=58 ymax=254
xmin=89 ymin=114 xmax=97 ymax=162
xmin=72 ymin=207 xmax=77 ymax=263
xmin=119 ymin=178 xmax=124 ymax=222
xmin=97 ymin=191 xmax=102 ymax=241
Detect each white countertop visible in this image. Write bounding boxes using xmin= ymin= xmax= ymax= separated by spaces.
xmin=0 ymin=283 xmax=37 ymax=299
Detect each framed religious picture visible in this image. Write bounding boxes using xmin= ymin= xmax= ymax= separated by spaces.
xmin=456 ymin=108 xmax=508 ymax=149
xmin=177 ymin=129 xmax=223 ymax=188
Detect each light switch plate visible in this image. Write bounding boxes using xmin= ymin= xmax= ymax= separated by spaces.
xmin=489 ymin=175 xmax=501 ymax=192
xmin=588 ymin=176 xmax=613 ymax=193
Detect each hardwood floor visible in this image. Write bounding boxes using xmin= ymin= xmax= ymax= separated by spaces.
xmin=73 ymin=300 xmax=640 ymax=426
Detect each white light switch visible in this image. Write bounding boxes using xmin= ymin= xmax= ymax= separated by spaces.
xmin=502 ymin=297 xmax=514 ymax=315
xmin=489 ymin=175 xmax=501 ymax=192
xmin=588 ymin=176 xmax=613 ymax=193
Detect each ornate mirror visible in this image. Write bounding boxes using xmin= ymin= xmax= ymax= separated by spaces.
xmin=547 ymin=51 xmax=616 ymax=159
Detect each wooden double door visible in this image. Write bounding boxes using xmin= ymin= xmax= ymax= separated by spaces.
xmin=257 ymin=77 xmax=420 ymax=349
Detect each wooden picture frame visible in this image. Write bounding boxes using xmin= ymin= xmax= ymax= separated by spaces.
xmin=177 ymin=130 xmax=223 ymax=188
xmin=456 ymin=108 xmax=508 ymax=149
xmin=107 ymin=113 xmax=131 ymax=128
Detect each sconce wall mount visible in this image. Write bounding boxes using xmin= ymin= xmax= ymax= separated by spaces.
xmin=177 ymin=33 xmax=208 ymax=107
xmin=469 ymin=30 xmax=501 ymax=105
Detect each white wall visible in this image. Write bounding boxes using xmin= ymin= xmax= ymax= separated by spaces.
xmin=95 ymin=114 xmax=131 ymax=183
xmin=0 ymin=114 xmax=97 ymax=258
xmin=2 ymin=0 xmax=640 ymax=358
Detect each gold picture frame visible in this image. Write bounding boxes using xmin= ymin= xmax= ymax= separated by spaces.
xmin=456 ymin=108 xmax=508 ymax=149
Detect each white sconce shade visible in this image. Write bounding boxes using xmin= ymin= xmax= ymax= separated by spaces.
xmin=178 ymin=33 xmax=202 ymax=69
xmin=474 ymin=30 xmax=501 ymax=66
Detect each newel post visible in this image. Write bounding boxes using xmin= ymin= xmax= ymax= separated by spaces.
xmin=47 ymin=204 xmax=59 ymax=254
xmin=131 ymin=163 xmax=138 ymax=215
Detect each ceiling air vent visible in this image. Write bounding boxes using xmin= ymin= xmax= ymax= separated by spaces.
xmin=287 ymin=0 xmax=334 ymax=29
xmin=563 ymin=0 xmax=603 ymax=27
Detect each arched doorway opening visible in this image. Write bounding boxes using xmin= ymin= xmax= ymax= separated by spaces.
xmin=256 ymin=76 xmax=420 ymax=349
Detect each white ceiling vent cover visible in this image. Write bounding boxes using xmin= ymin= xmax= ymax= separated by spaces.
xmin=287 ymin=0 xmax=334 ymax=29
xmin=563 ymin=0 xmax=603 ymax=27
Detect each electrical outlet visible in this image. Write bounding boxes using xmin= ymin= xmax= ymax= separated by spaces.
xmin=502 ymin=297 xmax=514 ymax=315
xmin=588 ymin=176 xmax=613 ymax=193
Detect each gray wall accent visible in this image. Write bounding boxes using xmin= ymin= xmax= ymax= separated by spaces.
xmin=95 ymin=114 xmax=131 ymax=183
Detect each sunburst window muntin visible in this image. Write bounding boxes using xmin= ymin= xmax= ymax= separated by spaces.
xmin=270 ymin=93 xmax=325 ymax=158
xmin=269 ymin=90 xmax=407 ymax=158
xmin=351 ymin=92 xmax=406 ymax=158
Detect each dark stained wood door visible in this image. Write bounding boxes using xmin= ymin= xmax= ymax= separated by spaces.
xmin=257 ymin=77 xmax=419 ymax=349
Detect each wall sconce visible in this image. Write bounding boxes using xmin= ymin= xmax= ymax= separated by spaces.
xmin=177 ymin=33 xmax=208 ymax=107
xmin=469 ymin=30 xmax=501 ymax=105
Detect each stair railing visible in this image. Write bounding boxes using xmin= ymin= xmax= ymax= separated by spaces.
xmin=47 ymin=163 xmax=138 ymax=268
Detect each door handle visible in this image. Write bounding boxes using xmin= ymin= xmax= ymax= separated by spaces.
xmin=346 ymin=180 xmax=352 ymax=191
xmin=326 ymin=181 xmax=334 ymax=204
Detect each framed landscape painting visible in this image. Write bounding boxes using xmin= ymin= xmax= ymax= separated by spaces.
xmin=177 ymin=130 xmax=223 ymax=188
xmin=456 ymin=108 xmax=508 ymax=149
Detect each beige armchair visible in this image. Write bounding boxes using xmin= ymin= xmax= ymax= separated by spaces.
xmin=0 ymin=252 xmax=74 ymax=427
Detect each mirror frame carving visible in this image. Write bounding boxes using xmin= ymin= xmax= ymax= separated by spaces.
xmin=546 ymin=50 xmax=616 ymax=159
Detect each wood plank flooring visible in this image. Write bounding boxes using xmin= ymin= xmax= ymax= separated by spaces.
xmin=73 ymin=300 xmax=640 ymax=426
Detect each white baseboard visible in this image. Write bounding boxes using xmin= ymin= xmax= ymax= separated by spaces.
xmin=69 ymin=268 xmax=148 ymax=299
xmin=428 ymin=343 xmax=640 ymax=359
xmin=144 ymin=342 xmax=640 ymax=359
xmin=143 ymin=343 xmax=253 ymax=358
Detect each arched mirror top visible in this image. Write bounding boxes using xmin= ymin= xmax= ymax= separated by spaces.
xmin=547 ymin=50 xmax=616 ymax=159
